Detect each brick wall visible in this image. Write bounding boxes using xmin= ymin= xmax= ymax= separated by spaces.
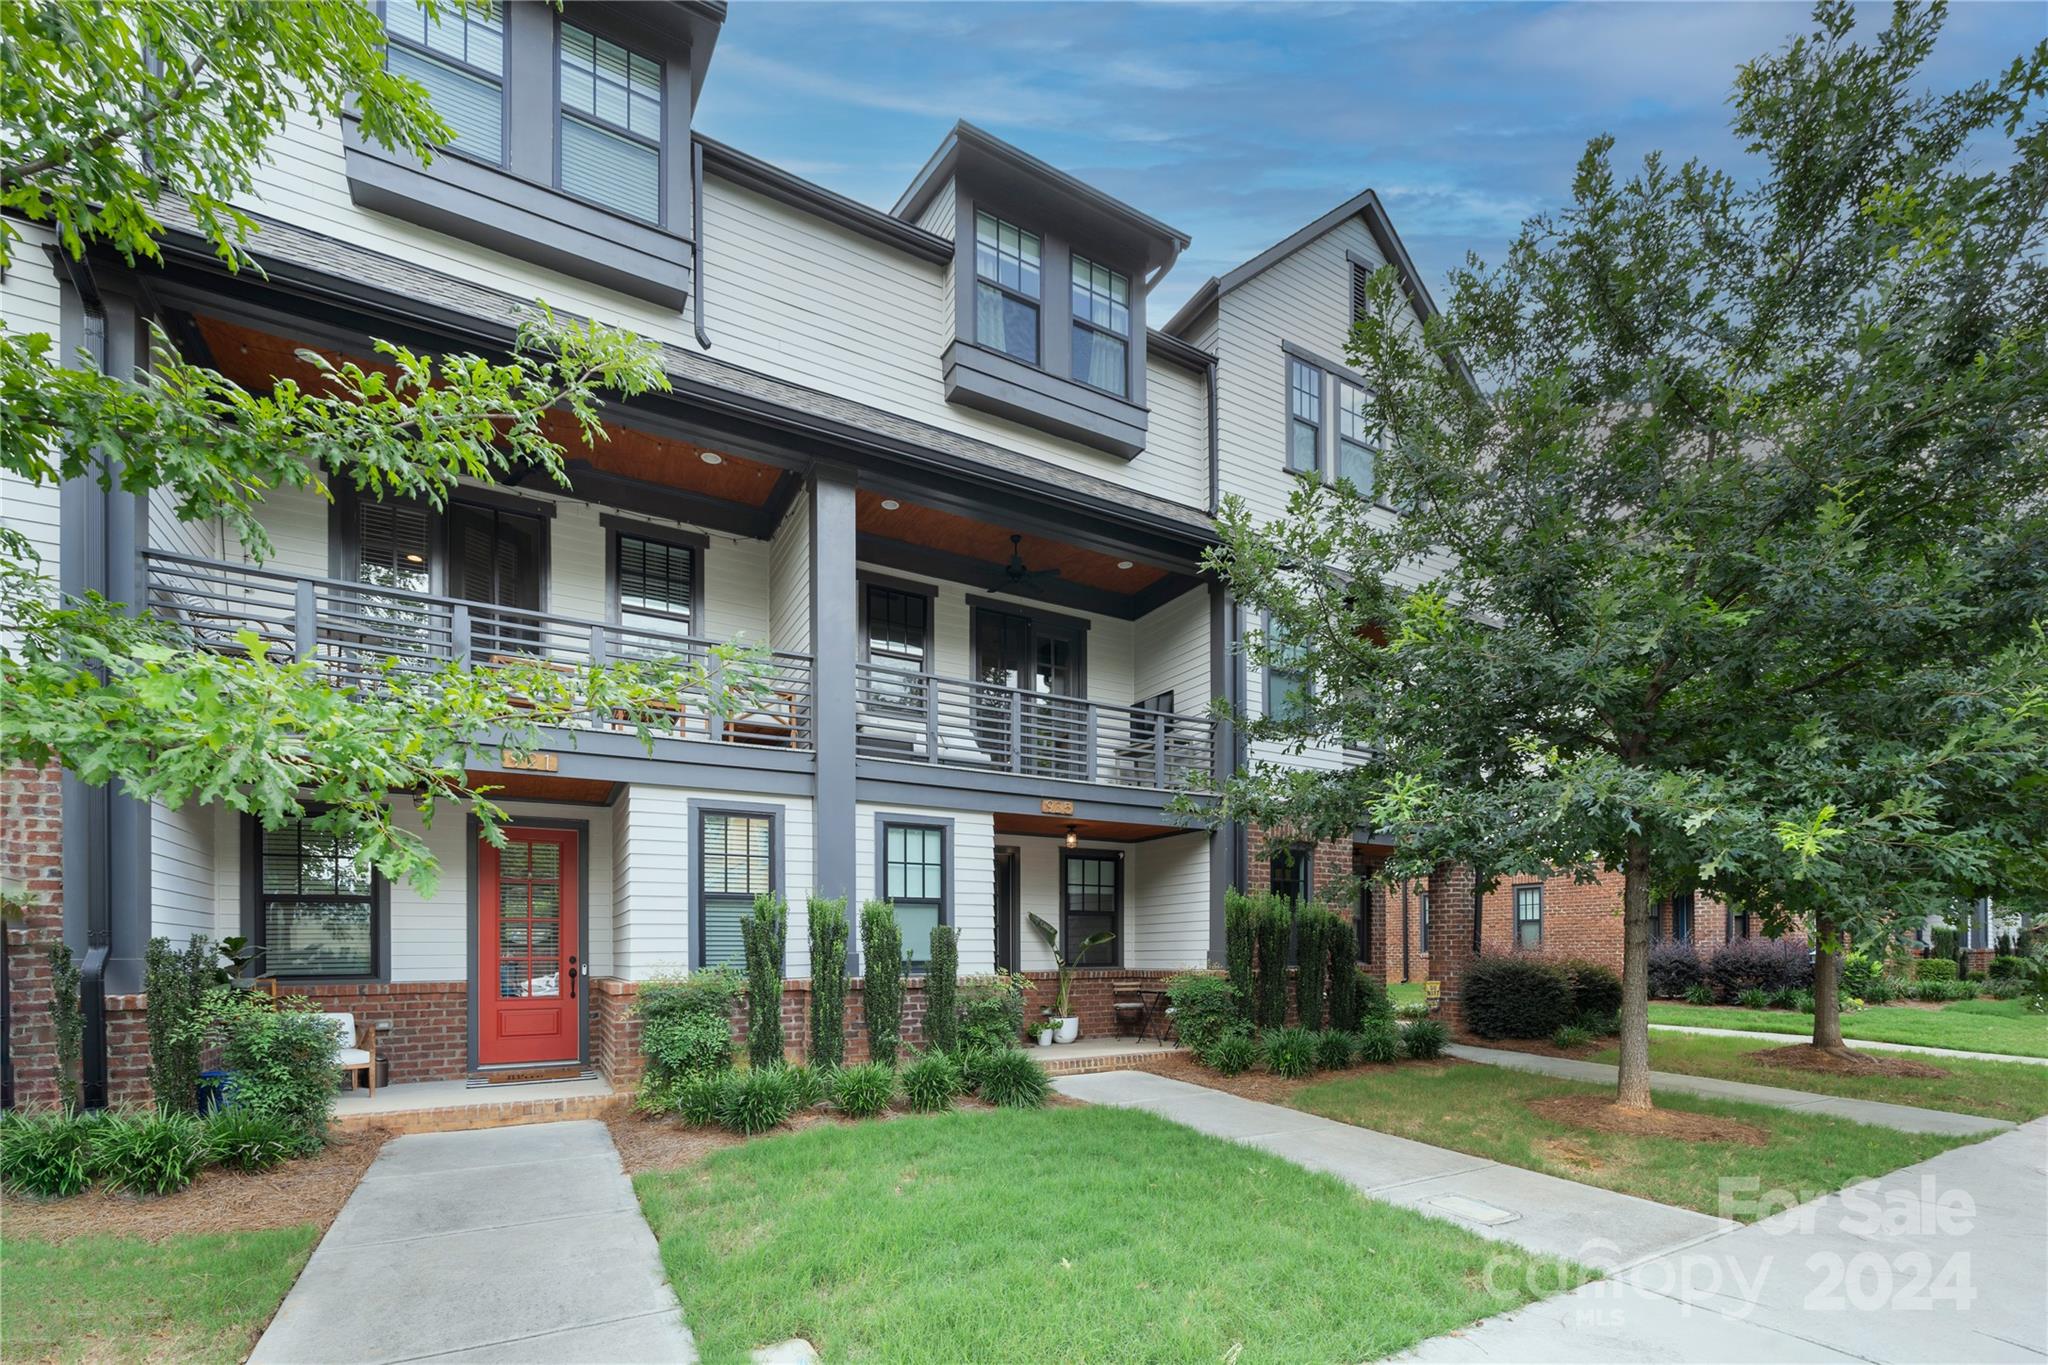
xmin=103 ymin=996 xmax=151 ymax=1107
xmin=290 ymin=981 xmax=468 ymax=1083
xmin=1424 ymin=864 xmax=1479 ymax=1030
xmin=3 ymin=763 xmax=65 ymax=1110
xmin=1476 ymin=870 xmax=1733 ymax=974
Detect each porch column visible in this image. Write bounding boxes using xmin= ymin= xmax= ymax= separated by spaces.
xmin=1425 ymin=863 xmax=1479 ymax=1030
xmin=808 ymin=463 xmax=858 ymax=907
xmin=1206 ymin=581 xmax=1243 ymax=966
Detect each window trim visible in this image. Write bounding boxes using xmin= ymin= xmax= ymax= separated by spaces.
xmin=1670 ymin=891 xmax=1695 ymax=945
xmin=857 ymin=571 xmax=939 ymax=673
xmin=551 ymin=11 xmax=669 ymax=228
xmin=1335 ymin=378 xmax=1378 ymax=493
xmin=379 ymin=0 xmax=511 ymax=171
xmin=689 ymin=800 xmax=784 ymax=973
xmin=1068 ymin=253 xmax=1132 ymax=399
xmin=241 ymin=813 xmax=390 ymax=985
xmin=1284 ymin=355 xmax=1324 ymax=479
xmin=972 ymin=209 xmax=1045 ymax=368
xmin=1059 ymin=847 xmax=1124 ymax=970
xmin=603 ymin=515 xmax=707 ymax=637
xmin=1513 ymin=883 xmax=1544 ymax=950
xmin=873 ymin=814 xmax=953 ymax=976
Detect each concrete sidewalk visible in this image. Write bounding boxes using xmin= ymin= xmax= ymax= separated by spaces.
xmin=1053 ymin=1070 xmax=1732 ymax=1267
xmin=1448 ymin=1044 xmax=2015 ymax=1137
xmin=252 ymin=1120 xmax=692 ymax=1364
xmin=1401 ymin=1117 xmax=2048 ymax=1363
xmin=1650 ymin=1022 xmax=2048 ymax=1068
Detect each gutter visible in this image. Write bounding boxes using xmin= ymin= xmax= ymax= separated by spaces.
xmin=691 ymin=140 xmax=711 ymax=350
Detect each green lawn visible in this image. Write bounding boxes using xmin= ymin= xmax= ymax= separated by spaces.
xmin=1387 ymin=981 xmax=1426 ymax=1008
xmin=1648 ymin=999 xmax=2048 ymax=1058
xmin=0 ymin=1227 xmax=320 ymax=1364
xmin=1590 ymin=1033 xmax=2048 ymax=1123
xmin=635 ymin=1106 xmax=1589 ymax=1363
xmin=1290 ymin=1063 xmax=1977 ymax=1219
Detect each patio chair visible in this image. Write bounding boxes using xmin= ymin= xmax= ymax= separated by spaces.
xmin=1111 ymin=980 xmax=1148 ymax=1039
xmin=318 ymin=1012 xmax=378 ymax=1097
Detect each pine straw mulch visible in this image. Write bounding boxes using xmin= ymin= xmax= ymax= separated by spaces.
xmin=1526 ymin=1094 xmax=1769 ymax=1146
xmin=1120 ymin=1049 xmax=1469 ymax=1106
xmin=1748 ymin=1043 xmax=1950 ymax=1079
xmin=2 ymin=1128 xmax=393 ymax=1244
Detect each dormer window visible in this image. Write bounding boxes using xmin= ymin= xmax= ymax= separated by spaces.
xmin=1070 ymin=256 xmax=1130 ymax=397
xmin=558 ymin=23 xmax=663 ymax=224
xmin=383 ymin=0 xmax=506 ymax=164
xmin=974 ymin=211 xmax=1042 ymax=365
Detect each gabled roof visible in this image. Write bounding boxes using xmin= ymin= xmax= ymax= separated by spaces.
xmin=1162 ymin=188 xmax=1439 ymax=338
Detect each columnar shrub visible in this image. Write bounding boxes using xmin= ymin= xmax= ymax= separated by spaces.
xmin=1326 ymin=921 xmax=1361 ymax=1030
xmin=740 ymin=895 xmax=788 ymax=1070
xmin=1353 ymin=1017 xmax=1400 ymax=1064
xmin=1930 ymin=926 xmax=1960 ymax=966
xmin=1401 ymin=1018 xmax=1450 ymax=1060
xmin=901 ymin=1051 xmax=960 ymax=1113
xmin=1916 ymin=957 xmax=1960 ymax=982
xmin=50 ymin=944 xmax=82 ymax=1114
xmin=1264 ymin=1026 xmax=1318 ymax=1079
xmin=638 ymin=968 xmax=742 ymax=1083
xmin=808 ymin=897 xmax=851 ymax=1069
xmin=1461 ymin=955 xmax=1574 ymax=1039
xmin=1254 ymin=894 xmax=1291 ymax=1028
xmin=1166 ymin=973 xmax=1244 ymax=1056
xmin=1705 ymin=938 xmax=1812 ymax=1001
xmin=1224 ymin=890 xmax=1257 ymax=1022
xmin=1554 ymin=959 xmax=1622 ymax=1018
xmin=1647 ymin=942 xmax=1704 ymax=999
xmin=145 ymin=935 xmax=214 ymax=1115
xmin=1294 ymin=905 xmax=1334 ymax=1032
xmin=859 ymin=900 xmax=904 ymax=1068
xmin=975 ymin=1049 xmax=1050 ymax=1108
xmin=831 ymin=1061 xmax=896 ymax=1118
xmin=925 ymin=925 xmax=960 ymax=1053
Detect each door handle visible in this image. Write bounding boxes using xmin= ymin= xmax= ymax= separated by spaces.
xmin=568 ymin=955 xmax=578 ymax=998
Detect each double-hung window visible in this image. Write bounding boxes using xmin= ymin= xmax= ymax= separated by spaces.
xmin=863 ymin=583 xmax=930 ymax=719
xmin=1062 ymin=851 xmax=1121 ymax=968
xmin=1671 ymin=892 xmax=1695 ymax=944
xmin=383 ymin=0 xmax=505 ymax=164
xmin=882 ymin=823 xmax=946 ymax=973
xmin=1337 ymin=380 xmax=1377 ymax=492
xmin=558 ymin=23 xmax=663 ymax=223
xmin=1287 ymin=358 xmax=1322 ymax=475
xmin=1514 ymin=884 xmax=1544 ymax=950
xmin=1070 ymin=256 xmax=1130 ymax=396
xmin=616 ymin=534 xmax=696 ymax=639
xmin=698 ymin=811 xmax=774 ymax=969
xmin=1265 ymin=616 xmax=1311 ymax=723
xmin=975 ymin=211 xmax=1042 ymax=365
xmin=1269 ymin=850 xmax=1311 ymax=907
xmin=256 ymin=819 xmax=380 ymax=980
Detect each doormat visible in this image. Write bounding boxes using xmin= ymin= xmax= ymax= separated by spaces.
xmin=466 ymin=1065 xmax=595 ymax=1088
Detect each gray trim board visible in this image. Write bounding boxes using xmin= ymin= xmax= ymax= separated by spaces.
xmin=687 ymin=799 xmax=786 ymax=972
xmin=853 ymin=760 xmax=1209 ymax=826
xmin=475 ymin=730 xmax=814 ymax=793
xmin=871 ymin=813 xmax=955 ymax=975
xmin=941 ymin=339 xmax=1148 ymax=459
xmin=1147 ymin=328 xmax=1215 ymax=372
xmin=857 ymin=533 xmax=1189 ymax=622
xmin=1281 ymin=338 xmax=1368 ymax=387
xmin=465 ymin=815 xmax=592 ymax=1071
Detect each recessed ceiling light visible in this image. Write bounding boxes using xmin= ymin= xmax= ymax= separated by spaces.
xmin=700 ymin=451 xmax=723 ymax=465
xmin=880 ymin=498 xmax=900 ymax=511
xmin=1116 ymin=560 xmax=1134 ymax=570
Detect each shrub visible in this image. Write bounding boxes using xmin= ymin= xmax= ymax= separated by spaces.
xmin=1707 ymin=938 xmax=1812 ymax=1000
xmin=1769 ymin=987 xmax=1802 ymax=1010
xmin=1647 ymin=941 xmax=1704 ymax=999
xmin=1930 ymin=925 xmax=1960 ymax=965
xmin=1576 ymin=1010 xmax=1620 ymax=1037
xmin=91 ymin=1112 xmax=204 ymax=1195
xmin=1326 ymin=920 xmax=1361 ymax=1030
xmin=859 ymin=900 xmax=904 ymax=1069
xmin=677 ymin=1073 xmax=729 ymax=1126
xmin=638 ymin=968 xmax=742 ymax=1083
xmin=901 ymin=1052 xmax=960 ymax=1113
xmin=1166 ymin=973 xmax=1243 ymax=1056
xmin=0 ymin=1111 xmax=96 ymax=1197
xmin=1684 ymin=981 xmax=1715 ymax=1006
xmin=1264 ymin=1026 xmax=1318 ymax=1079
xmin=50 ymin=944 xmax=82 ymax=1115
xmin=633 ymin=1072 xmax=684 ymax=1116
xmin=145 ymin=935 xmax=215 ymax=1116
xmin=718 ymin=1067 xmax=795 ymax=1136
xmin=1839 ymin=953 xmax=1881 ymax=999
xmin=740 ymin=895 xmax=788 ymax=1071
xmin=958 ymin=974 xmax=1027 ymax=1052
xmin=1990 ymin=955 xmax=2031 ymax=981
xmin=1737 ymin=987 xmax=1771 ymax=1009
xmin=1551 ymin=1024 xmax=1592 ymax=1050
xmin=975 ymin=1049 xmax=1050 ymax=1109
xmin=1202 ymin=1034 xmax=1260 ymax=1075
xmin=1985 ymin=976 xmax=2031 ymax=1000
xmin=1554 ymin=959 xmax=1622 ymax=1017
xmin=782 ymin=1063 xmax=826 ymax=1110
xmin=1789 ymin=989 xmax=1816 ymax=1014
xmin=1314 ymin=1029 xmax=1354 ymax=1070
xmin=809 ymin=898 xmax=851 ymax=1069
xmin=925 ymin=926 xmax=960 ymax=1054
xmin=1252 ymin=893 xmax=1291 ymax=1028
xmin=1294 ymin=905 xmax=1335 ymax=1031
xmin=1862 ymin=976 xmax=1898 ymax=1005
xmin=831 ymin=1062 xmax=896 ymax=1118
xmin=1393 ymin=1000 xmax=1429 ymax=1021
xmin=1401 ymin=1018 xmax=1450 ymax=1060
xmin=1915 ymin=957 xmax=1959 ymax=982
xmin=201 ymin=1110 xmax=298 ymax=1172
xmin=1354 ymin=1017 xmax=1400 ymax=1065
xmin=1461 ymin=955 xmax=1574 ymax=1039
xmin=1223 ymin=889 xmax=1258 ymax=1023
xmin=214 ymin=992 xmax=339 ymax=1149
xmin=1356 ymin=971 xmax=1392 ymax=1021
xmin=1913 ymin=978 xmax=1974 ymax=1002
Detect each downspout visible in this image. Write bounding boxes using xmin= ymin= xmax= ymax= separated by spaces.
xmin=1204 ymin=356 xmax=1219 ymax=516
xmin=691 ymin=139 xmax=711 ymax=350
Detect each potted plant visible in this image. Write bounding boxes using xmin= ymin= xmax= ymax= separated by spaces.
xmin=1035 ymin=1011 xmax=1056 ymax=1048
xmin=1028 ymin=913 xmax=1114 ymax=1043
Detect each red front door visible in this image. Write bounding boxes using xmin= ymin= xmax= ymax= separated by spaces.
xmin=478 ymin=828 xmax=581 ymax=1067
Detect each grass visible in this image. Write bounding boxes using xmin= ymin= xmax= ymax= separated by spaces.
xmin=1589 ymin=1033 xmax=2048 ymax=1123
xmin=1647 ymin=999 xmax=2048 ymax=1058
xmin=634 ymin=1106 xmax=1589 ymax=1363
xmin=1387 ymin=981 xmax=1426 ymax=1008
xmin=0 ymin=1227 xmax=320 ymax=1363
xmin=1289 ymin=1063 xmax=1976 ymax=1219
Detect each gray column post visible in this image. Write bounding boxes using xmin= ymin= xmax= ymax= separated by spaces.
xmin=1206 ymin=580 xmax=1241 ymax=966
xmin=808 ymin=464 xmax=858 ymax=906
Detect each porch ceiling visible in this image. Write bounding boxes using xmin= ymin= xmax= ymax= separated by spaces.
xmin=856 ymin=490 xmax=1174 ymax=597
xmin=993 ymin=813 xmax=1203 ymax=843
xmin=467 ymin=771 xmax=619 ymax=805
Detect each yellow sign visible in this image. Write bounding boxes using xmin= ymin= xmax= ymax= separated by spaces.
xmin=502 ymin=750 xmax=559 ymax=773
xmin=1424 ymin=980 xmax=1442 ymax=1004
xmin=1040 ymin=798 xmax=1075 ymax=815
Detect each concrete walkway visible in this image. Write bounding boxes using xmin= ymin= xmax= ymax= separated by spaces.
xmin=253 ymin=1120 xmax=692 ymax=1364
xmin=1650 ymin=1022 xmax=2048 ymax=1068
xmin=1053 ymin=1070 xmax=1733 ymax=1268
xmin=1401 ymin=1118 xmax=2048 ymax=1363
xmin=1448 ymin=1044 xmax=2015 ymax=1137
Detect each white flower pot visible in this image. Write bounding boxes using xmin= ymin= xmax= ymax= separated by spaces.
xmin=1056 ymin=1016 xmax=1080 ymax=1044
xmin=1037 ymin=1028 xmax=1056 ymax=1048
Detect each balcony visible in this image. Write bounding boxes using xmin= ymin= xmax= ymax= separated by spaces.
xmin=853 ymin=663 xmax=1215 ymax=791
xmin=142 ymin=551 xmax=816 ymax=750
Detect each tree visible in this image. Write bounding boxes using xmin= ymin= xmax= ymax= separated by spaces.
xmin=1 ymin=1 xmax=765 ymax=891
xmin=1199 ymin=2 xmax=2047 ymax=1109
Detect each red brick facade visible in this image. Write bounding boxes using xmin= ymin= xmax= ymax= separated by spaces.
xmin=1477 ymin=871 xmax=1736 ymax=973
xmin=289 ymin=981 xmax=470 ymax=1084
xmin=3 ymin=763 xmax=65 ymax=1111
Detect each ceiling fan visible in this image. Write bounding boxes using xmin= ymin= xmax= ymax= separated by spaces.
xmin=988 ymin=534 xmax=1062 ymax=595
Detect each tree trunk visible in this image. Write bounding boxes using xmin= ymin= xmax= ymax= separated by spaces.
xmin=1615 ymin=834 xmax=1655 ymax=1112
xmin=1812 ymin=916 xmax=1846 ymax=1053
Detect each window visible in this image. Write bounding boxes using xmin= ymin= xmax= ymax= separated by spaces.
xmin=256 ymin=819 xmax=379 ymax=979
xmin=355 ymin=501 xmax=432 ymax=593
xmin=1264 ymin=616 xmax=1311 ymax=723
xmin=1061 ymin=851 xmax=1121 ymax=968
xmin=1728 ymin=908 xmax=1752 ymax=941
xmin=384 ymin=0 xmax=505 ymax=163
xmin=1418 ymin=889 xmax=1431 ymax=948
xmin=1671 ymin=892 xmax=1694 ymax=945
xmin=1287 ymin=359 xmax=1322 ymax=475
xmin=1269 ymin=849 xmax=1311 ymax=906
xmin=975 ymin=211 xmax=1042 ymax=365
xmin=1514 ymin=885 xmax=1544 ymax=950
xmin=882 ymin=823 xmax=947 ymax=972
xmin=1337 ymin=380 xmax=1377 ymax=492
xmin=698 ymin=811 xmax=774 ymax=969
xmin=1070 ymin=255 xmax=1130 ymax=396
xmin=616 ymin=534 xmax=696 ymax=636
xmin=1357 ymin=882 xmax=1373 ymax=962
xmin=557 ymin=23 xmax=664 ymax=223
xmin=863 ymin=584 xmax=930 ymax=674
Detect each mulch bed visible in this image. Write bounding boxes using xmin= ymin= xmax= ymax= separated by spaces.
xmin=1125 ymin=1050 xmax=1467 ymax=1106
xmin=1527 ymin=1094 xmax=1769 ymax=1146
xmin=2 ymin=1128 xmax=392 ymax=1244
xmin=1748 ymin=1043 xmax=1949 ymax=1079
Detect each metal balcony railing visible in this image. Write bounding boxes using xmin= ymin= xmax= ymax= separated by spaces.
xmin=141 ymin=551 xmax=815 ymax=750
xmin=853 ymin=663 xmax=1216 ymax=791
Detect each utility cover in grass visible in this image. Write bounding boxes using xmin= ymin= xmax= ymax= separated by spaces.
xmin=634 ymin=1106 xmax=1588 ymax=1363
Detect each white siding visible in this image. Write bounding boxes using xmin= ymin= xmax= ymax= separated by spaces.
xmin=150 ymin=801 xmax=215 ymax=943
xmin=767 ymin=497 xmax=810 ymax=655
xmin=1133 ymin=585 xmax=1211 ymax=715
xmin=914 ymin=177 xmax=956 ymax=239
xmin=1130 ymin=831 xmax=1210 ymax=969
xmin=2 ymin=230 xmax=68 ymax=576
xmin=856 ymin=804 xmax=996 ymax=976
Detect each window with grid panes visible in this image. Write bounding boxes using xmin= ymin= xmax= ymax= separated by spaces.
xmin=383 ymin=0 xmax=505 ymax=163
xmin=258 ymin=820 xmax=378 ymax=978
xmin=558 ymin=22 xmax=663 ymax=222
xmin=1337 ymin=380 xmax=1377 ymax=492
xmin=974 ymin=211 xmax=1042 ymax=365
xmin=616 ymin=535 xmax=695 ymax=636
xmin=1070 ymin=255 xmax=1130 ymax=396
xmin=699 ymin=812 xmax=773 ymax=968
xmin=1062 ymin=852 xmax=1120 ymax=968
xmin=883 ymin=824 xmax=945 ymax=972
xmin=1287 ymin=358 xmax=1322 ymax=474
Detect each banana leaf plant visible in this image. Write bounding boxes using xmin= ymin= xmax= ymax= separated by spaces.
xmin=1027 ymin=913 xmax=1114 ymax=1018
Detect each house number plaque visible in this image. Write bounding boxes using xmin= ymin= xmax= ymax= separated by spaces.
xmin=502 ymin=750 xmax=559 ymax=773
xmin=1039 ymin=798 xmax=1075 ymax=815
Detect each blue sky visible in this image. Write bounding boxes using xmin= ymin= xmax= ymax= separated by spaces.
xmin=693 ymin=1 xmax=2041 ymax=316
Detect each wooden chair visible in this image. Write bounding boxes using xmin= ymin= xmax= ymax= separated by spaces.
xmin=1111 ymin=980 xmax=1148 ymax=1039
xmin=319 ymin=1012 xmax=379 ymax=1096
